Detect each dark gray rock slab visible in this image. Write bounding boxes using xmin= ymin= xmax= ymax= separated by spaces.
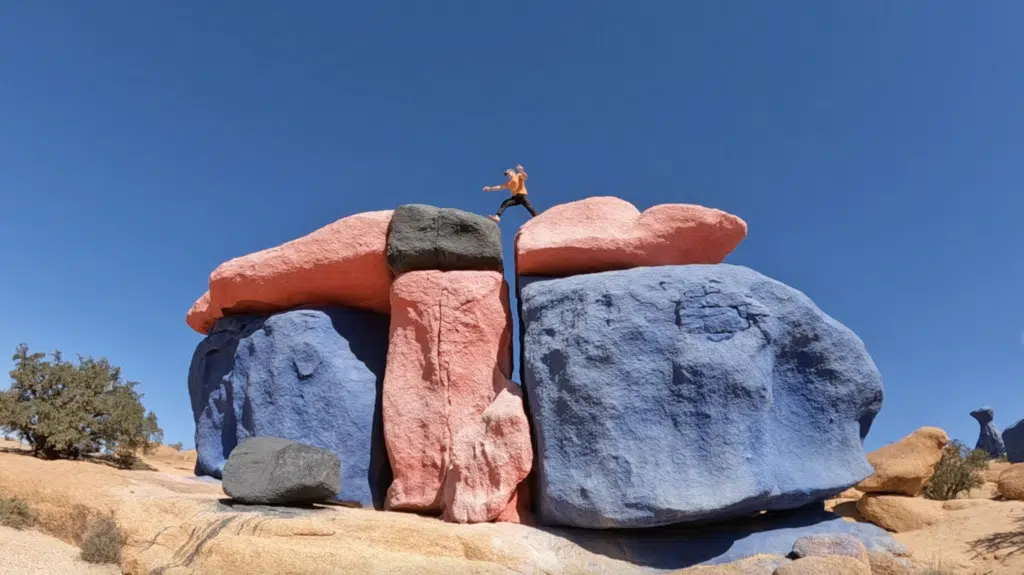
xmin=386 ymin=204 xmax=502 ymax=275
xmin=222 ymin=436 xmax=341 ymax=505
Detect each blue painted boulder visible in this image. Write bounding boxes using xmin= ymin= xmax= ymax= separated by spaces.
xmin=1005 ymin=419 xmax=1024 ymax=464
xmin=188 ymin=307 xmax=391 ymax=508
xmin=970 ymin=407 xmax=1006 ymax=459
xmin=520 ymin=264 xmax=884 ymax=529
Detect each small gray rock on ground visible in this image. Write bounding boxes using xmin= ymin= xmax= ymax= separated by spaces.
xmin=790 ymin=533 xmax=869 ymax=565
xmin=222 ymin=436 xmax=341 ymax=505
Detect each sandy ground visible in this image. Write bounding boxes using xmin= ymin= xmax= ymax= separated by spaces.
xmin=2 ymin=438 xmax=1022 ymax=574
xmin=0 ymin=525 xmax=120 ymax=575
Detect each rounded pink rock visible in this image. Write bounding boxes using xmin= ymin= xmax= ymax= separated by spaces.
xmin=442 ymin=383 xmax=533 ymax=524
xmin=195 ymin=211 xmax=393 ymax=333
xmin=515 ymin=196 xmax=747 ymax=277
xmin=186 ymin=291 xmax=220 ymax=335
xmin=382 ymin=270 xmax=514 ymax=513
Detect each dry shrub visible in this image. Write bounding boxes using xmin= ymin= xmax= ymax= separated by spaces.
xmin=922 ymin=441 xmax=986 ymax=501
xmin=0 ymin=496 xmax=36 ymax=530
xmin=80 ymin=512 xmax=124 ymax=564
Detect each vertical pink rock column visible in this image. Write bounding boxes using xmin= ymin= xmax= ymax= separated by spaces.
xmin=383 ymin=270 xmax=531 ymax=522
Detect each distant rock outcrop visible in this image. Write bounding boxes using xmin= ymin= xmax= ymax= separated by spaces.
xmin=970 ymin=407 xmax=1006 ymax=458
xmin=857 ymin=427 xmax=949 ymax=496
xmin=386 ymin=204 xmax=503 ymax=276
xmin=1005 ymin=419 xmax=1024 ymax=463
xmin=515 ymin=196 xmax=747 ymax=277
xmin=222 ymin=437 xmax=341 ymax=505
xmin=189 ymin=307 xmax=391 ymax=508
xmin=519 ymin=264 xmax=883 ymax=528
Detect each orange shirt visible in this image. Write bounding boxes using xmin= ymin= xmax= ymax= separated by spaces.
xmin=507 ymin=172 xmax=528 ymax=195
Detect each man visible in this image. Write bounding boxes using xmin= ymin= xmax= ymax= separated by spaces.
xmin=483 ymin=164 xmax=537 ymax=222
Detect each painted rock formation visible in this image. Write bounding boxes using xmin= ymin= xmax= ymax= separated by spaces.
xmin=189 ymin=307 xmax=391 ymax=508
xmin=970 ymin=406 xmax=1006 ymax=458
xmin=382 ymin=269 xmax=528 ymax=521
xmin=186 ymin=210 xmax=393 ymax=334
xmin=386 ymin=204 xmax=503 ymax=276
xmin=1005 ymin=419 xmax=1024 ymax=463
xmin=519 ymin=264 xmax=883 ymax=529
xmin=515 ymin=196 xmax=747 ymax=277
xmin=856 ymin=427 xmax=949 ymax=496
xmin=222 ymin=436 xmax=341 ymax=505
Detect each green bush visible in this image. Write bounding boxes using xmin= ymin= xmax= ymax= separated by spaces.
xmin=0 ymin=496 xmax=36 ymax=530
xmin=80 ymin=513 xmax=123 ymax=564
xmin=0 ymin=344 xmax=162 ymax=460
xmin=922 ymin=440 xmax=986 ymax=501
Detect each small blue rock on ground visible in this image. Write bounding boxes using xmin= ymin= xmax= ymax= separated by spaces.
xmin=1005 ymin=419 xmax=1024 ymax=464
xmin=546 ymin=506 xmax=905 ymax=572
xmin=520 ymin=264 xmax=884 ymax=529
xmin=188 ymin=307 xmax=391 ymax=508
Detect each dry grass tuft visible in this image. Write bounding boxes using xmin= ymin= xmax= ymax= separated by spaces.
xmin=0 ymin=495 xmax=36 ymax=530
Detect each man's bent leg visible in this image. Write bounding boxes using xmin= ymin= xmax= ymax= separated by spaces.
xmin=520 ymin=196 xmax=538 ymax=217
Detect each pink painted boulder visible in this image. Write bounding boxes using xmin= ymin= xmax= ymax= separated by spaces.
xmin=443 ymin=383 xmax=533 ymax=524
xmin=515 ymin=196 xmax=747 ymax=277
xmin=382 ymin=270 xmax=520 ymax=516
xmin=186 ymin=291 xmax=219 ymax=335
xmin=185 ymin=211 xmax=393 ymax=334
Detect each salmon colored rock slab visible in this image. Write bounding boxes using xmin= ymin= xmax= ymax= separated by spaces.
xmin=383 ymin=270 xmax=515 ymax=515
xmin=443 ymin=383 xmax=533 ymax=524
xmin=186 ymin=291 xmax=219 ymax=335
xmin=515 ymin=196 xmax=747 ymax=277
xmin=188 ymin=211 xmax=393 ymax=334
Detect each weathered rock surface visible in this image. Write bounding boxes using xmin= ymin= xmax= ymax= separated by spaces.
xmin=383 ymin=270 xmax=527 ymax=519
xmin=186 ymin=290 xmax=219 ymax=334
xmin=773 ymin=556 xmax=870 ymax=575
xmin=997 ymin=463 xmax=1024 ymax=500
xmin=855 ymin=494 xmax=944 ymax=533
xmin=386 ymin=204 xmax=503 ymax=276
xmin=790 ymin=534 xmax=869 ymax=565
xmin=189 ymin=307 xmax=391 ymax=508
xmin=222 ymin=437 xmax=341 ymax=505
xmin=971 ymin=407 xmax=1006 ymax=458
xmin=520 ymin=264 xmax=883 ymax=528
xmin=515 ymin=196 xmax=747 ymax=277
xmin=442 ymin=383 xmax=533 ymax=524
xmin=672 ymin=555 xmax=788 ymax=574
xmin=1005 ymin=419 xmax=1024 ymax=463
xmin=185 ymin=210 xmax=393 ymax=334
xmin=865 ymin=551 xmax=928 ymax=575
xmin=857 ymin=427 xmax=948 ymax=496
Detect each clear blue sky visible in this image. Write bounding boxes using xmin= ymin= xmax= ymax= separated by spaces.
xmin=1 ymin=2 xmax=1021 ymax=452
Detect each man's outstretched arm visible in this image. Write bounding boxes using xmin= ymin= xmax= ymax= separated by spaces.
xmin=517 ymin=164 xmax=527 ymax=179
xmin=483 ymin=182 xmax=508 ymax=192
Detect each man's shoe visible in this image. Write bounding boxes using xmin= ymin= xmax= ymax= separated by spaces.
xmin=487 ymin=214 xmax=500 ymax=222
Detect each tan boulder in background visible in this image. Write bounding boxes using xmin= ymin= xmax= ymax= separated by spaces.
xmin=856 ymin=427 xmax=949 ymax=496
xmin=855 ymin=494 xmax=944 ymax=533
xmin=997 ymin=463 xmax=1024 ymax=500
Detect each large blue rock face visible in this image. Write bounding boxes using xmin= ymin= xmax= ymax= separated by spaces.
xmin=1005 ymin=419 xmax=1024 ymax=463
xmin=970 ymin=407 xmax=1006 ymax=458
xmin=520 ymin=264 xmax=884 ymax=529
xmin=188 ymin=307 xmax=391 ymax=508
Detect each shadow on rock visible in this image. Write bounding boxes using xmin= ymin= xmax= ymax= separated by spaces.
xmin=539 ymin=505 xmax=902 ymax=571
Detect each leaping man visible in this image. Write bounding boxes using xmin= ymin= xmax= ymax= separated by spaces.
xmin=484 ymin=164 xmax=538 ymax=222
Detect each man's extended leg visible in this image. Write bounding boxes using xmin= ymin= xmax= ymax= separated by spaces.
xmin=491 ymin=196 xmax=519 ymax=221
xmin=519 ymin=196 xmax=538 ymax=217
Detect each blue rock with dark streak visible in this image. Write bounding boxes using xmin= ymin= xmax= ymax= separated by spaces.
xmin=970 ymin=407 xmax=1006 ymax=458
xmin=520 ymin=264 xmax=884 ymax=529
xmin=1005 ymin=419 xmax=1024 ymax=464
xmin=188 ymin=307 xmax=391 ymax=508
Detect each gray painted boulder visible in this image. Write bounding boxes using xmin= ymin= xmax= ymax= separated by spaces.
xmin=970 ymin=407 xmax=1006 ymax=458
xmin=386 ymin=204 xmax=502 ymax=275
xmin=223 ymin=436 xmax=341 ymax=505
